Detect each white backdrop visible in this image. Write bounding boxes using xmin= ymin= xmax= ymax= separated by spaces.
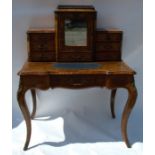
xmin=12 ymin=0 xmax=143 ymax=154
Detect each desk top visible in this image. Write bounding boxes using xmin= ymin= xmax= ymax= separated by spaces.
xmin=18 ymin=61 xmax=135 ymax=76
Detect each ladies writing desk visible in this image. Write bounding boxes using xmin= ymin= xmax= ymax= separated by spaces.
xmin=17 ymin=5 xmax=137 ymax=150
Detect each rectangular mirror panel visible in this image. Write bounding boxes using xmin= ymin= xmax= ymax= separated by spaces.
xmin=65 ymin=19 xmax=87 ymax=46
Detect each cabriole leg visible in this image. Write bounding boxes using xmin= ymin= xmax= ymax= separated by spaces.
xmin=17 ymin=81 xmax=31 ymax=151
xmin=110 ymin=89 xmax=117 ymax=118
xmin=30 ymin=89 xmax=37 ymax=119
xmin=121 ymin=82 xmax=137 ymax=148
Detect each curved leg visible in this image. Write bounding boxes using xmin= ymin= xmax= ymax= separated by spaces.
xmin=17 ymin=81 xmax=31 ymax=151
xmin=121 ymin=82 xmax=137 ymax=148
xmin=31 ymin=89 xmax=37 ymax=119
xmin=110 ymin=89 xmax=117 ymax=118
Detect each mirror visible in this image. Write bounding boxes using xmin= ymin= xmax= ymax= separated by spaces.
xmin=65 ymin=19 xmax=87 ymax=46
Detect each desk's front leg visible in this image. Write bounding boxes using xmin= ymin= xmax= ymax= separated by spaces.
xmin=121 ymin=82 xmax=137 ymax=148
xmin=31 ymin=89 xmax=36 ymax=119
xmin=17 ymin=79 xmax=31 ymax=151
xmin=110 ymin=89 xmax=117 ymax=118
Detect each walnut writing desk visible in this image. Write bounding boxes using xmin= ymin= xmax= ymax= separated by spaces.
xmin=17 ymin=5 xmax=137 ymax=150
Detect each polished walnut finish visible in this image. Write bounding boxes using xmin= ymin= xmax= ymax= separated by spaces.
xmin=17 ymin=5 xmax=137 ymax=151
xmin=17 ymin=61 xmax=137 ymax=150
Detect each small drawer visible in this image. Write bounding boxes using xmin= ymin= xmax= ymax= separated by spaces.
xmin=29 ymin=33 xmax=54 ymax=41
xmin=30 ymin=42 xmax=53 ymax=52
xmin=21 ymin=75 xmax=50 ymax=88
xmin=28 ymin=52 xmax=56 ymax=62
xmin=96 ymin=42 xmax=121 ymax=51
xmin=96 ymin=31 xmax=122 ymax=42
xmin=95 ymin=51 xmax=121 ymax=61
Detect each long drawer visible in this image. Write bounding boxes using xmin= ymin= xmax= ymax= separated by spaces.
xmin=50 ymin=75 xmax=106 ymax=88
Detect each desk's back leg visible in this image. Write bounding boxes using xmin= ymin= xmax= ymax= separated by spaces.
xmin=17 ymin=81 xmax=31 ymax=151
xmin=31 ymin=89 xmax=36 ymax=119
xmin=121 ymin=82 xmax=137 ymax=148
xmin=110 ymin=89 xmax=117 ymax=118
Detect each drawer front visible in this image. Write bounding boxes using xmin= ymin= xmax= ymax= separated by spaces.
xmin=29 ymin=52 xmax=56 ymax=62
xmin=51 ymin=75 xmax=106 ymax=88
xmin=96 ymin=42 xmax=121 ymax=51
xmin=95 ymin=51 xmax=121 ymax=61
xmin=21 ymin=75 xmax=50 ymax=88
xmin=96 ymin=31 xmax=122 ymax=42
xmin=30 ymin=40 xmax=53 ymax=52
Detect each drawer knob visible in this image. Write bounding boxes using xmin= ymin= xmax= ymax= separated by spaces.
xmin=72 ymin=83 xmax=82 ymax=86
